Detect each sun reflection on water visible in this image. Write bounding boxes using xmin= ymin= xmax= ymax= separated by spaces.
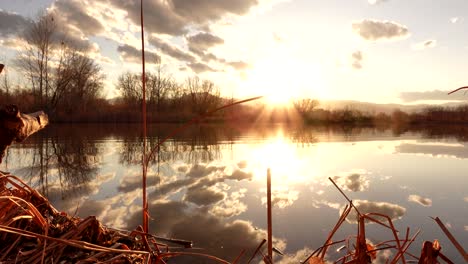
xmin=244 ymin=131 xmax=313 ymax=184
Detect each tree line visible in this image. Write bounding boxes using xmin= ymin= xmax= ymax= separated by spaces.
xmin=2 ymin=13 xmax=468 ymax=125
xmin=0 ymin=13 xmax=228 ymax=123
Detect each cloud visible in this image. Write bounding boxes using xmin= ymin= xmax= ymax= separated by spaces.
xmin=150 ymin=164 xmax=251 ymax=199
xmin=237 ymin=160 xmax=248 ymax=169
xmin=368 ymin=0 xmax=389 ymax=5
xmin=343 ymin=200 xmax=406 ymax=223
xmin=210 ymin=189 xmax=247 ymax=218
xmin=227 ymin=169 xmax=253 ymax=181
xmin=408 ymin=194 xmax=432 ymax=207
xmin=50 ymin=0 xmax=105 ymax=36
xmin=352 ymin=19 xmax=410 ymax=41
xmin=187 ymin=32 xmax=224 ymax=55
xmin=228 ymin=61 xmax=250 ymax=70
xmin=0 ymin=10 xmax=31 ymax=37
xmin=262 ymin=187 xmax=299 ymax=209
xmin=396 ymin=143 xmax=468 ymax=159
xmin=103 ymin=0 xmax=187 ymax=36
xmin=412 ymin=39 xmax=437 ymax=50
xmin=148 ymin=35 xmax=196 ymax=63
xmin=311 ymin=200 xmax=341 ymax=210
xmin=331 ymin=172 xmax=369 ymax=192
xmin=351 ymin=51 xmax=363 ymax=69
xmin=450 ymin=17 xmax=460 ymax=24
xmin=117 ymin=44 xmax=161 ymax=64
xmin=171 ymin=0 xmax=259 ymax=24
xmin=400 ymin=90 xmax=468 ymax=102
xmin=184 ymin=186 xmax=226 ymax=206
xmin=277 ymin=247 xmax=316 ymax=264
xmin=126 ymin=200 xmax=286 ymax=262
xmin=186 ymin=164 xmax=226 ymax=178
xmin=188 ymin=62 xmax=216 ymax=73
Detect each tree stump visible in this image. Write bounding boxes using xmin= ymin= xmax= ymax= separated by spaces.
xmin=0 ymin=105 xmax=49 ymax=163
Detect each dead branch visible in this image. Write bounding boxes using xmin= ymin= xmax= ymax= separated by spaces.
xmin=0 ymin=105 xmax=49 ymax=163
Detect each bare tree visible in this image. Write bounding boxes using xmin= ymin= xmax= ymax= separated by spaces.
xmin=293 ymin=98 xmax=319 ymax=116
xmin=186 ymin=76 xmax=221 ymax=114
xmin=117 ymin=72 xmax=142 ymax=107
xmin=16 ymin=13 xmax=56 ymax=107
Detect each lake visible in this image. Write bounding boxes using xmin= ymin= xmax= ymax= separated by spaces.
xmin=1 ymin=123 xmax=467 ymax=263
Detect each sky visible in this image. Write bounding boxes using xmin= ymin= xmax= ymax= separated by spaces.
xmin=1 ymin=0 xmax=468 ymax=105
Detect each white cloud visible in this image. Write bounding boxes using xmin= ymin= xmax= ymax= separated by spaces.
xmin=331 ymin=171 xmax=369 ymax=192
xmin=368 ymin=0 xmax=389 ymax=5
xmin=450 ymin=17 xmax=460 ymax=24
xmin=343 ymin=200 xmax=406 ymax=224
xmin=408 ymin=194 xmax=432 ymax=207
xmin=210 ymin=189 xmax=247 ymax=217
xmin=352 ymin=19 xmax=410 ymax=41
xmin=261 ymin=187 xmax=299 ymax=209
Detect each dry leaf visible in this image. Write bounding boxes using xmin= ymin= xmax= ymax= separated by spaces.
xmin=366 ymin=243 xmax=377 ymax=260
xmin=309 ymin=256 xmax=326 ymax=264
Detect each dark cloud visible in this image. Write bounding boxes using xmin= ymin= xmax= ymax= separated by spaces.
xmin=188 ymin=62 xmax=216 ymax=73
xmin=227 ymin=169 xmax=253 ymax=181
xmin=352 ymin=19 xmax=409 ymax=41
xmin=0 ymin=10 xmax=31 ymax=37
xmin=351 ymin=51 xmax=363 ymax=69
xmin=171 ymin=0 xmax=259 ymax=24
xmin=184 ymin=187 xmax=225 ymax=206
xmin=187 ymin=32 xmax=224 ymax=55
xmin=408 ymin=194 xmax=432 ymax=207
xmin=400 ymin=90 xmax=467 ymax=102
xmin=152 ymin=177 xmax=197 ymax=199
xmin=343 ymin=200 xmax=406 ymax=224
xmin=186 ymin=164 xmax=225 ymax=178
xmin=126 ymin=200 xmax=285 ymax=262
xmin=51 ymin=0 xmax=105 ymax=36
xmin=98 ymin=0 xmax=262 ymax=37
xmin=118 ymin=173 xmax=161 ymax=193
xmin=103 ymin=0 xmax=187 ymax=35
xmin=332 ymin=172 xmax=369 ymax=192
xmin=117 ymin=44 xmax=161 ymax=64
xmin=148 ymin=35 xmax=196 ymax=63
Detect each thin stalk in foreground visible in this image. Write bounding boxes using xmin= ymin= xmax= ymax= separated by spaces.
xmin=140 ymin=0 xmax=148 ymax=233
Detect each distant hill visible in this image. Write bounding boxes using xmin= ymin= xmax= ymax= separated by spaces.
xmin=317 ymin=100 xmax=467 ymax=114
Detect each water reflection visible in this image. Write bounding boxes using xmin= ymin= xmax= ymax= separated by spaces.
xmin=1 ymin=123 xmax=468 ymax=262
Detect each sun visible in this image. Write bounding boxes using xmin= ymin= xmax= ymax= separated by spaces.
xmin=241 ymin=51 xmax=324 ymax=106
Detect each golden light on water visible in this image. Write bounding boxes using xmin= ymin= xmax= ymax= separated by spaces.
xmin=245 ymin=131 xmax=311 ymax=184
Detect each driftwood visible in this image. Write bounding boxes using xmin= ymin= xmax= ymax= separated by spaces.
xmin=0 ymin=105 xmax=49 ymax=163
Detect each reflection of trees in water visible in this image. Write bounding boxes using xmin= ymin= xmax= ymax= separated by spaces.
xmin=119 ymin=125 xmax=226 ymax=165
xmin=291 ymin=126 xmax=319 ymax=146
xmin=50 ymin=137 xmax=100 ymax=197
xmin=11 ymin=134 xmax=101 ymax=200
xmin=409 ymin=124 xmax=468 ymax=142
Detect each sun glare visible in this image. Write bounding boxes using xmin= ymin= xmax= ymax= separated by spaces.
xmin=245 ymin=131 xmax=309 ymax=184
xmin=242 ymin=50 xmax=324 ymax=106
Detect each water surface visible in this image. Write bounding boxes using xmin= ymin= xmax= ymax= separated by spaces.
xmin=1 ymin=124 xmax=467 ymax=263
